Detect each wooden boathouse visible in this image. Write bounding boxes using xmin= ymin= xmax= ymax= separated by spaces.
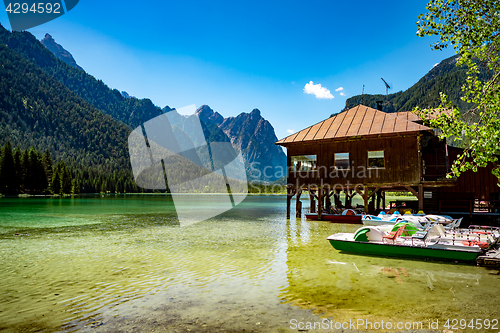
xmin=275 ymin=104 xmax=500 ymax=222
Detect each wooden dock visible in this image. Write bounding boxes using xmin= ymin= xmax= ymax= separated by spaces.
xmin=477 ymin=245 xmax=500 ymax=268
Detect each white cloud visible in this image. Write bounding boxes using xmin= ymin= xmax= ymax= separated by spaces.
xmin=340 ymin=92 xmax=346 ymax=96
xmin=335 ymin=87 xmax=344 ymax=92
xmin=433 ymin=63 xmax=439 ymax=68
xmin=287 ymin=129 xmax=294 ymax=134
xmin=303 ymin=81 xmax=334 ymax=99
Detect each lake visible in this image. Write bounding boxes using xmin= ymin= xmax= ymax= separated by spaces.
xmin=0 ymin=195 xmax=499 ymax=332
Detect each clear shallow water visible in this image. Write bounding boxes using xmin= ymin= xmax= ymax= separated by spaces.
xmin=0 ymin=195 xmax=499 ymax=333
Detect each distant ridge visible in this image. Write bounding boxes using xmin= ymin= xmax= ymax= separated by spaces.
xmin=342 ymin=54 xmax=489 ymax=114
xmin=196 ymin=105 xmax=287 ymax=182
xmin=40 ymin=33 xmax=84 ymax=71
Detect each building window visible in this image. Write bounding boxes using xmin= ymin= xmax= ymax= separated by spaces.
xmin=368 ymin=150 xmax=385 ymax=168
xmin=291 ymin=155 xmax=317 ymax=171
xmin=334 ymin=153 xmax=349 ymax=169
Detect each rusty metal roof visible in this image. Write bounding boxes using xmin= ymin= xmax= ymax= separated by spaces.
xmin=394 ymin=110 xmax=421 ymax=122
xmin=396 ymin=109 xmax=454 ymax=122
xmin=275 ymin=105 xmax=432 ymax=145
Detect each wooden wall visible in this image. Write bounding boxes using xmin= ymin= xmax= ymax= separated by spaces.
xmin=438 ymin=147 xmax=499 ymax=200
xmin=421 ymin=136 xmax=448 ymax=181
xmin=285 ymin=135 xmax=421 ymax=188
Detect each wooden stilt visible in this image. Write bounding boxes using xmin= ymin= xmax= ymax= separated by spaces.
xmin=318 ymin=188 xmax=323 ymax=220
xmin=325 ymin=193 xmax=332 ymax=214
xmin=286 ymin=187 xmax=296 ymax=219
xmin=334 ymin=190 xmax=342 ymax=210
xmin=382 ymin=191 xmax=386 ymax=211
xmin=296 ymin=189 xmax=303 ymax=217
xmin=418 ymin=184 xmax=424 ymax=211
xmin=309 ymin=189 xmax=316 ymax=213
xmin=363 ymin=190 xmax=368 ymax=213
xmin=369 ymin=195 xmax=375 ymax=214
xmin=344 ymin=190 xmax=351 ymax=208
xmin=376 ymin=190 xmax=381 ymax=210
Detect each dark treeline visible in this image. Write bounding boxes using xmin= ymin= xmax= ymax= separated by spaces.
xmin=0 ymin=140 xmax=291 ymax=195
xmin=0 ymin=141 xmax=144 ymax=195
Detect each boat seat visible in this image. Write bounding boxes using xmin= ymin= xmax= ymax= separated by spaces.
xmin=445 ymin=217 xmax=463 ymax=229
xmin=411 ymin=224 xmax=444 ymax=245
xmin=382 ymin=226 xmax=405 ymax=244
xmin=411 ymin=231 xmax=429 ymax=245
xmin=343 ymin=209 xmax=356 ymax=216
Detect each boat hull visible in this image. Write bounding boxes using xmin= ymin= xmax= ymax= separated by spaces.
xmin=306 ymin=213 xmax=361 ymax=224
xmin=362 ymin=219 xmax=397 ymax=226
xmin=328 ymin=239 xmax=481 ymax=262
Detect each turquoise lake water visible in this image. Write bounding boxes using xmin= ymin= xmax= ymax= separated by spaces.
xmin=0 ymin=194 xmax=499 ymax=332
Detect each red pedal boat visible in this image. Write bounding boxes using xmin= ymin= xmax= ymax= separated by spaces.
xmin=305 ymin=209 xmax=362 ymax=224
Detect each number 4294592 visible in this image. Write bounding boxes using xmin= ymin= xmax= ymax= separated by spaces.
xmin=444 ymin=319 xmax=498 ymax=330
xmin=5 ymin=3 xmax=61 ymax=14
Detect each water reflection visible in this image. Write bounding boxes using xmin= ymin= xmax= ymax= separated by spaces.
xmin=281 ymin=213 xmax=500 ymax=325
xmin=0 ymin=195 xmax=498 ymax=332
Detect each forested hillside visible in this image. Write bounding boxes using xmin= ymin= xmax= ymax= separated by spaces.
xmin=343 ymin=55 xmax=491 ymax=114
xmin=0 ymin=24 xmax=162 ymax=129
xmin=0 ymin=42 xmax=133 ymax=169
xmin=0 ymin=41 xmax=145 ymax=193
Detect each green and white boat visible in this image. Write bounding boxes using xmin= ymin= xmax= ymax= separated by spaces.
xmin=327 ymin=224 xmax=488 ymax=262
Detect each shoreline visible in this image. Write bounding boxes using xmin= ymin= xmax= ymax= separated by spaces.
xmin=0 ymin=192 xmax=290 ymax=198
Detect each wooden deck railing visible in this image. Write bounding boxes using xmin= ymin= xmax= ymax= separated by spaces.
xmin=438 ymin=199 xmax=500 ymax=217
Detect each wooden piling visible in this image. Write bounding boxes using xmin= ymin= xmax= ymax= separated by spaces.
xmin=376 ymin=190 xmax=382 ymax=210
xmin=418 ymin=184 xmax=424 ymax=211
xmin=309 ymin=189 xmax=316 ymax=213
xmin=318 ymin=188 xmax=323 ymax=220
xmin=296 ymin=189 xmax=302 ymax=217
xmin=286 ymin=187 xmax=296 ymax=219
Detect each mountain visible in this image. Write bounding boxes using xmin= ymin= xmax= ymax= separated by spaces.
xmin=121 ymin=91 xmax=133 ymax=99
xmin=40 ymin=33 xmax=84 ymax=71
xmin=196 ymin=105 xmax=225 ymax=126
xmin=0 ymin=24 xmax=162 ymax=129
xmin=195 ymin=105 xmax=287 ymax=182
xmin=342 ymin=54 xmax=490 ymax=114
xmin=0 ymin=32 xmax=150 ymax=193
xmin=0 ymin=24 xmax=286 ymax=186
xmin=0 ymin=42 xmax=132 ymax=172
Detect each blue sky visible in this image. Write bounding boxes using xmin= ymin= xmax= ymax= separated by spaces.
xmin=0 ymin=0 xmax=456 ymax=139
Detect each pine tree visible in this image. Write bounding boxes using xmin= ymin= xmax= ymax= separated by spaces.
xmin=59 ymin=162 xmax=72 ymax=194
xmin=20 ymin=149 xmax=29 ymax=193
xmin=13 ymin=147 xmax=22 ymax=193
xmin=28 ymin=148 xmax=47 ymax=194
xmin=42 ymin=149 xmax=53 ymax=187
xmin=0 ymin=141 xmax=17 ymax=194
xmin=51 ymin=169 xmax=61 ymax=195
xmin=71 ymin=178 xmax=80 ymax=194
xmin=23 ymin=148 xmax=34 ymax=192
xmin=100 ymin=179 xmax=107 ymax=193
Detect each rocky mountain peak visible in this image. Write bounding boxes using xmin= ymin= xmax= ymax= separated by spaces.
xmin=40 ymin=33 xmax=83 ymax=71
xmin=197 ymin=106 xmax=286 ymax=181
xmin=250 ymin=108 xmax=261 ymax=117
xmin=121 ymin=91 xmax=132 ymax=99
xmin=195 ymin=105 xmax=224 ymax=126
xmin=162 ymin=105 xmax=174 ymax=113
